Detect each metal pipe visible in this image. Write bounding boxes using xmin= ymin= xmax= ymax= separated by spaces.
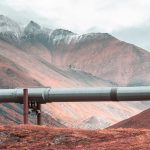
xmin=23 ymin=89 xmax=28 ymax=124
xmin=0 ymin=86 xmax=150 ymax=103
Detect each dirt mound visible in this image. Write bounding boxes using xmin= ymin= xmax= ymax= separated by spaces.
xmin=109 ymin=108 xmax=150 ymax=129
xmin=0 ymin=125 xmax=149 ymax=150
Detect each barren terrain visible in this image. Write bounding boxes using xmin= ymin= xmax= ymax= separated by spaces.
xmin=0 ymin=125 xmax=149 ymax=150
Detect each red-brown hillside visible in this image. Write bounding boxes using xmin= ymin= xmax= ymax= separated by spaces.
xmin=108 ymin=108 xmax=150 ymax=129
xmin=0 ymin=15 xmax=150 ymax=129
xmin=52 ymin=34 xmax=150 ymax=86
xmin=0 ymin=125 xmax=150 ymax=150
xmin=0 ymin=36 xmax=149 ymax=129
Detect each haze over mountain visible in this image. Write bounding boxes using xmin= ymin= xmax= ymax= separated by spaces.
xmin=1 ymin=0 xmax=150 ymax=52
xmin=0 ymin=15 xmax=150 ymax=129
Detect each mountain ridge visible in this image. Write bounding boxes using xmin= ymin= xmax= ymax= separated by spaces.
xmin=0 ymin=14 xmax=149 ymax=129
xmin=0 ymin=15 xmax=116 ymax=48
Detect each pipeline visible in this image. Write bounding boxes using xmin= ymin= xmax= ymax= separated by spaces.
xmin=0 ymin=86 xmax=150 ymax=103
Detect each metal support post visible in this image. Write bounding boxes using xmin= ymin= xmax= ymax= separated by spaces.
xmin=37 ymin=103 xmax=41 ymax=125
xmin=23 ymin=88 xmax=28 ymax=124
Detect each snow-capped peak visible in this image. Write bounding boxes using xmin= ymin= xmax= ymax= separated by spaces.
xmin=24 ymin=20 xmax=41 ymax=34
xmin=0 ymin=15 xmax=113 ymax=46
xmin=0 ymin=15 xmax=21 ymax=36
xmin=49 ymin=29 xmax=76 ymax=44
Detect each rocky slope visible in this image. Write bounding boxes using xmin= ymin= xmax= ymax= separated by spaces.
xmin=108 ymin=108 xmax=150 ymax=129
xmin=1 ymin=15 xmax=150 ymax=86
xmin=0 ymin=125 xmax=149 ymax=149
xmin=0 ymin=15 xmax=149 ymax=129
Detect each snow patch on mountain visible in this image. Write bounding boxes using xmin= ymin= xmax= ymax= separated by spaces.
xmin=0 ymin=15 xmax=21 ymax=38
xmin=24 ymin=21 xmax=41 ymax=34
xmin=0 ymin=15 xmax=113 ymax=46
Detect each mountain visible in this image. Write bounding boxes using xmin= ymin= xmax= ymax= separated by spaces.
xmin=0 ymin=15 xmax=150 ymax=129
xmin=108 ymin=108 xmax=150 ymax=129
xmin=1 ymin=17 xmax=149 ymax=86
xmin=0 ymin=15 xmax=21 ymax=44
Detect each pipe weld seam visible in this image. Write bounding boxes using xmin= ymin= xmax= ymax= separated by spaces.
xmin=110 ymin=87 xmax=118 ymax=101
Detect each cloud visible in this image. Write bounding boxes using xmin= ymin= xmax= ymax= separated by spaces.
xmin=0 ymin=0 xmax=150 ymax=51
xmin=112 ymin=22 xmax=150 ymax=51
xmin=1 ymin=0 xmax=150 ymax=33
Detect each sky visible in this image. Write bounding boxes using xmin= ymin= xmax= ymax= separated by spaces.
xmin=0 ymin=0 xmax=150 ymax=51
